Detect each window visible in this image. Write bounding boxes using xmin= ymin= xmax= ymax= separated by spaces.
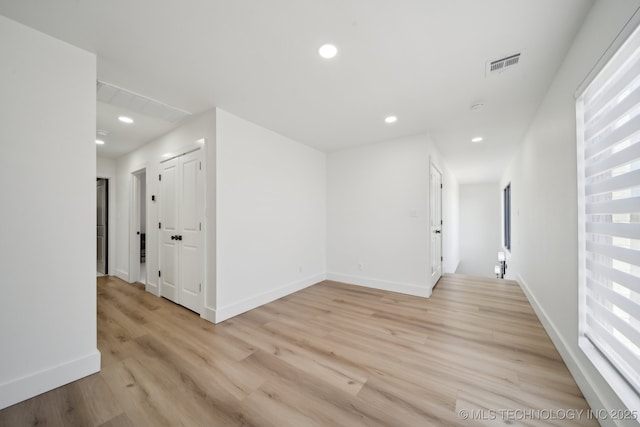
xmin=503 ymin=183 xmax=511 ymax=251
xmin=576 ymin=18 xmax=640 ymax=410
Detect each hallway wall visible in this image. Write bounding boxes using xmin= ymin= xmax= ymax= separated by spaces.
xmin=327 ymin=133 xmax=458 ymax=297
xmin=0 ymin=15 xmax=98 ymax=409
xmin=500 ymin=0 xmax=640 ymax=423
xmin=215 ymin=109 xmax=326 ymax=321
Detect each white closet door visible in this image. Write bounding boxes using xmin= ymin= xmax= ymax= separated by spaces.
xmin=160 ymin=158 xmax=180 ymax=303
xmin=178 ymin=150 xmax=203 ymax=313
xmin=159 ymin=149 xmax=203 ymax=313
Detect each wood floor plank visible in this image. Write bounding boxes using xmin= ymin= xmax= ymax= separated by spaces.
xmin=0 ymin=274 xmax=599 ymax=426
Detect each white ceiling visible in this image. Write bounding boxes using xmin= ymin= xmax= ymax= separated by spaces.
xmin=0 ymin=0 xmax=595 ymax=182
xmin=96 ymin=102 xmax=180 ymax=158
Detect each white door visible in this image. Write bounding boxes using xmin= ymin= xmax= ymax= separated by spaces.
xmin=430 ymin=164 xmax=443 ymax=286
xmin=159 ymin=149 xmax=203 ymax=313
xmin=97 ymin=179 xmax=107 ymax=274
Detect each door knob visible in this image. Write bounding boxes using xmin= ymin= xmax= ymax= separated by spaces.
xmin=171 ymin=235 xmax=176 ymax=240
xmin=435 ymin=230 xmax=441 ymax=234
xmin=178 ymin=235 xmax=183 ymax=241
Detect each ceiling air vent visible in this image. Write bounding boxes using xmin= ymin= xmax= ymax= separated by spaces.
xmin=96 ymin=80 xmax=192 ymax=123
xmin=486 ymin=52 xmax=521 ymax=76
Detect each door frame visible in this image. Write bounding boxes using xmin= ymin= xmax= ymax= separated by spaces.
xmin=158 ymin=143 xmax=205 ymax=313
xmin=96 ymin=178 xmax=109 ymax=275
xmin=430 ymin=161 xmax=443 ymax=287
xmin=129 ymin=165 xmax=148 ymax=284
xmin=97 ymin=175 xmax=115 ymax=275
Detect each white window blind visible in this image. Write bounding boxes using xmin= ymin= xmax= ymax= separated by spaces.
xmin=577 ymin=20 xmax=640 ymax=404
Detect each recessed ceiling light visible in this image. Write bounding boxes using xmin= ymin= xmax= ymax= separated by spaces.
xmin=472 ymin=137 xmax=483 ymax=143
xmin=384 ymin=116 xmax=398 ymax=124
xmin=96 ymin=139 xmax=105 ymax=145
xmin=318 ymin=44 xmax=338 ymax=59
xmin=118 ymin=116 xmax=134 ymax=124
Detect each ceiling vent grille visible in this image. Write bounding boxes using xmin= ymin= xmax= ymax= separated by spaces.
xmin=486 ymin=53 xmax=521 ymax=76
xmin=97 ymin=81 xmax=192 ymax=123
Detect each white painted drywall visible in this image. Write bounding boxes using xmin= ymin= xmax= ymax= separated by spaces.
xmin=97 ymin=156 xmax=117 ymax=276
xmin=0 ymin=16 xmax=99 ymax=409
xmin=215 ymin=109 xmax=326 ymax=321
xmin=456 ymin=183 xmax=501 ymax=277
xmin=327 ymin=133 xmax=457 ymax=296
xmin=114 ymin=110 xmax=216 ymax=315
xmin=500 ymin=0 xmax=640 ymax=424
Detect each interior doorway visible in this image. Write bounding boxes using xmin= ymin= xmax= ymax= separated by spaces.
xmin=159 ymin=148 xmax=204 ymax=314
xmin=430 ymin=163 xmax=443 ymax=286
xmin=130 ymin=169 xmax=147 ymax=284
xmin=97 ymin=178 xmax=109 ymax=275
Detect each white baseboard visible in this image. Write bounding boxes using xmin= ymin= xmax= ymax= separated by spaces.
xmin=145 ymin=281 xmax=159 ymax=296
xmin=445 ymin=259 xmax=460 ymax=275
xmin=201 ymin=306 xmax=216 ymax=323
xmin=326 ymin=272 xmax=432 ymax=298
xmin=115 ymin=269 xmax=129 ymax=283
xmin=215 ymin=274 xmax=326 ymax=323
xmin=516 ymin=274 xmax=622 ymax=427
xmin=0 ymin=350 xmax=101 ymax=410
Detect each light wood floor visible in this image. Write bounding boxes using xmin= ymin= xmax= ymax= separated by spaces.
xmin=0 ymin=274 xmax=597 ymax=426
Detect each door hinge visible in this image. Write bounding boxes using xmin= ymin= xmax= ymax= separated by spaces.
xmin=441 ymin=256 xmax=443 ymax=262
xmin=199 ymin=222 xmax=202 ymax=231
xmin=199 ymin=283 xmax=202 ymax=292
xmin=159 ymin=174 xmax=162 ymax=181
xmin=199 ymin=161 xmax=202 ymax=171
xmin=158 ymin=222 xmax=161 ymax=229
xmin=440 ymin=183 xmax=443 ymax=189
xmin=158 ymin=270 xmax=161 ymax=277
xmin=441 ymin=220 xmax=443 ymax=225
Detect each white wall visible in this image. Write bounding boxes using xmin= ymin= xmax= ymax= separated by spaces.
xmin=456 ymin=183 xmax=501 ymax=277
xmin=114 ymin=110 xmax=216 ymax=313
xmin=0 ymin=16 xmax=99 ymax=409
xmin=327 ymin=133 xmax=457 ymax=297
xmin=215 ymin=109 xmax=326 ymax=321
xmin=500 ymin=0 xmax=640 ymax=424
xmin=97 ymin=156 xmax=117 ymax=275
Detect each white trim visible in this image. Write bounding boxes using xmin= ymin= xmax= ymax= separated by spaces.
xmin=326 ymin=272 xmax=432 ymax=298
xmin=96 ymin=174 xmax=116 ymax=276
xmin=145 ymin=282 xmax=159 ymax=296
xmin=516 ymin=274 xmax=637 ymax=425
xmin=129 ymin=165 xmax=148 ymax=285
xmin=158 ymin=140 xmax=205 ymax=164
xmin=579 ymin=338 xmax=640 ymax=414
xmin=214 ymin=274 xmax=325 ymax=323
xmin=201 ymin=306 xmax=216 ymax=323
xmin=115 ymin=268 xmax=129 ymax=283
xmin=430 ymin=160 xmax=444 ymax=287
xmin=575 ymin=7 xmax=640 ymax=98
xmin=0 ymin=350 xmax=100 ymax=410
